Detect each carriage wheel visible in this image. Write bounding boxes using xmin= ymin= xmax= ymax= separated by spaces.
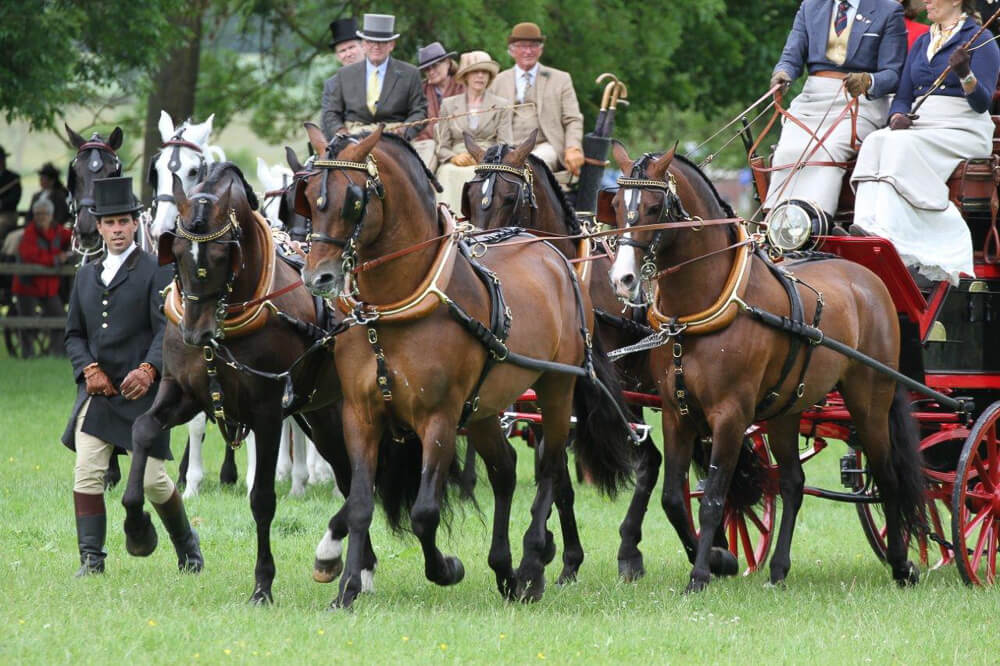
xmin=685 ymin=430 xmax=776 ymax=575
xmin=951 ymin=400 xmax=1000 ymax=586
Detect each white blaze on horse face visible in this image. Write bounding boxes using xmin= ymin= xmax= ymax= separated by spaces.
xmin=610 ymin=189 xmax=642 ymax=302
xmin=190 ymin=240 xmax=200 ymax=264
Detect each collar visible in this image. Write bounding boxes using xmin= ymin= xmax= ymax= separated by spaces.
xmin=515 ymin=63 xmax=540 ymax=81
xmin=103 ymin=243 xmax=137 ymax=269
xmin=366 ymin=57 xmax=390 ymax=79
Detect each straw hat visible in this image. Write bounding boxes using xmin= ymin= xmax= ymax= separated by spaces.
xmin=454 ymin=51 xmax=500 ymax=86
xmin=507 ymin=22 xmax=545 ymax=44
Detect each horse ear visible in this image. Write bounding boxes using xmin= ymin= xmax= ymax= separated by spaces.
xmin=611 ymin=141 xmax=632 ymax=174
xmin=65 ymin=123 xmax=85 ymax=149
xmin=158 ymin=110 xmax=174 ymax=142
xmin=172 ymin=173 xmax=189 ymax=218
xmin=188 ymin=114 xmax=214 ymax=145
xmin=649 ymin=141 xmax=678 ymax=181
xmin=351 ymin=125 xmax=382 ymax=158
xmin=508 ymin=128 xmax=537 ymax=166
xmin=108 ymin=127 xmax=123 ymax=151
xmin=304 ymin=122 xmax=328 ymax=157
xmin=463 ymin=131 xmax=485 ymax=163
xmin=285 ymin=146 xmax=303 ymax=173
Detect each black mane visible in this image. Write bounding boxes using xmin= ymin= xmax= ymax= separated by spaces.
xmin=483 ymin=145 xmax=581 ymax=235
xmin=198 ymin=161 xmax=259 ymax=211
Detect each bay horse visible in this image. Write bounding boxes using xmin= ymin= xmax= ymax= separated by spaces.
xmin=298 ymin=124 xmax=633 ymax=608
xmin=65 ymin=123 xmax=123 ymax=262
xmin=121 ymin=162 xmax=375 ymax=604
xmin=462 ymin=131 xmax=657 ymax=583
xmin=607 ymin=143 xmax=926 ymax=591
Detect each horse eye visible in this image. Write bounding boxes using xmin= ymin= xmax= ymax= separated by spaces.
xmin=502 ymin=194 xmax=518 ymax=205
xmin=188 ymin=168 xmax=199 ymax=177
xmin=647 ymin=204 xmax=662 ymax=216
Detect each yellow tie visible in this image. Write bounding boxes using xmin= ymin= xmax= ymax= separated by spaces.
xmin=367 ymin=67 xmax=380 ymax=116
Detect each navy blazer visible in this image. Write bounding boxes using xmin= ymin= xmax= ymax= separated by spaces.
xmin=774 ymin=0 xmax=907 ymax=98
xmin=889 ymin=18 xmax=1000 ymax=117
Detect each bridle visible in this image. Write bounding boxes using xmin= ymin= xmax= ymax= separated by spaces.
xmin=462 ymin=146 xmax=537 ymax=225
xmin=68 ymin=137 xmax=122 ymax=259
xmin=148 ymin=127 xmax=209 ymax=208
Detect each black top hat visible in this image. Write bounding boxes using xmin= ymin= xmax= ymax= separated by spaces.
xmin=90 ymin=176 xmax=142 ymax=217
xmin=37 ymin=162 xmax=60 ymax=179
xmin=329 ymin=18 xmax=358 ymax=49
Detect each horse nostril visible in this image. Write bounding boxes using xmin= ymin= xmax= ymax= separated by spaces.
xmin=621 ymin=273 xmax=635 ymax=288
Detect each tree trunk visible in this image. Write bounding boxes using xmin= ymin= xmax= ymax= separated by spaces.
xmin=141 ymin=8 xmax=203 ymax=204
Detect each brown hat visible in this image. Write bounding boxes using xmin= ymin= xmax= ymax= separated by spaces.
xmin=508 ymin=22 xmax=545 ymax=44
xmin=455 ymin=51 xmax=500 ymax=86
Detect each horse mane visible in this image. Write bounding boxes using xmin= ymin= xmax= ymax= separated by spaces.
xmin=482 ymin=145 xmax=581 ymax=235
xmin=668 ymin=153 xmax=736 ymax=220
xmin=199 ymin=161 xmax=259 ymax=211
xmin=331 ymin=131 xmax=443 ymax=196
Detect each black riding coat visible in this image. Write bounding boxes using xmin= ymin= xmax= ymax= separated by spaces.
xmin=62 ymin=248 xmax=172 ymax=458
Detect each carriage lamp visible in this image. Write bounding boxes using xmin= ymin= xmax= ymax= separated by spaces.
xmin=764 ymin=199 xmax=828 ymax=253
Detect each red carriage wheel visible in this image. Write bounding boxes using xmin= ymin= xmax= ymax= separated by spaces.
xmin=951 ymin=401 xmax=1000 ymax=586
xmin=685 ymin=430 xmax=776 ymax=575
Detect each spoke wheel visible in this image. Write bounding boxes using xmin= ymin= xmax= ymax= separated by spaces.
xmin=685 ymin=431 xmax=776 ymax=575
xmin=952 ymin=401 xmax=1000 ymax=586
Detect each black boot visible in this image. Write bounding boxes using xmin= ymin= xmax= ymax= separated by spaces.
xmin=73 ymin=492 xmax=106 ymax=577
xmin=153 ymin=490 xmax=203 ymax=573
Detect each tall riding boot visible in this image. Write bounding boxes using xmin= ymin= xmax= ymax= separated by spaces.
xmin=153 ymin=490 xmax=204 ymax=572
xmin=73 ymin=492 xmax=107 ymax=577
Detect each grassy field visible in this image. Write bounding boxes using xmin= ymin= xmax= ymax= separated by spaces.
xmin=2 ymin=354 xmax=999 ymax=665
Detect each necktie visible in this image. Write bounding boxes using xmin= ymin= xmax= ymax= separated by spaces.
xmin=834 ymin=1 xmax=849 ymax=36
xmin=520 ymin=72 xmax=532 ymax=103
xmin=367 ymin=68 xmax=380 ymax=116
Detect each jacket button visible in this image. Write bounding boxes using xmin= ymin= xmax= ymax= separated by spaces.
xmin=102 ymin=300 xmax=108 ymax=305
xmin=101 ymin=323 xmax=108 ymax=329
xmin=102 ymin=312 xmax=108 ymax=318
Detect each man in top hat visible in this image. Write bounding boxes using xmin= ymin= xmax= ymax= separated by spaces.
xmin=412 ymin=41 xmax=464 ymax=171
xmin=0 ymin=145 xmax=21 ymax=242
xmin=29 ymin=161 xmax=70 ymax=225
xmin=321 ymin=13 xmax=427 ymax=141
xmin=491 ymin=22 xmax=584 ymax=176
xmin=330 ymin=17 xmax=362 ymax=66
xmin=63 ymin=176 xmax=203 ymax=577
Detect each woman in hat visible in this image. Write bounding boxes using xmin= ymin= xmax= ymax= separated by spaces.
xmin=412 ymin=42 xmax=465 ymax=171
xmin=29 ymin=161 xmax=70 ymax=225
xmin=434 ymin=51 xmax=513 ymax=211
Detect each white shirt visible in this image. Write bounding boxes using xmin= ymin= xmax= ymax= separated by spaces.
xmin=101 ymin=243 xmax=136 ymax=286
xmin=514 ymin=64 xmax=540 ymax=103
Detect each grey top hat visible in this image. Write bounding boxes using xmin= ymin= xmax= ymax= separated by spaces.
xmin=418 ymin=42 xmax=457 ymax=70
xmin=329 ymin=18 xmax=358 ymax=48
xmin=356 ymin=13 xmax=400 ymax=42
xmin=89 ymin=176 xmax=142 ymax=217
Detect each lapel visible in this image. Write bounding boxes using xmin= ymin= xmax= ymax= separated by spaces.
xmin=493 ymin=69 xmax=515 ymax=104
xmin=347 ymin=62 xmax=367 ymax=111
xmin=845 ymin=0 xmax=875 ymax=63
xmin=942 ymin=18 xmax=975 ymax=54
xmin=377 ymin=58 xmax=400 ymax=114
xmin=103 ymin=247 xmax=141 ymax=291
xmin=534 ymin=65 xmax=549 ymax=117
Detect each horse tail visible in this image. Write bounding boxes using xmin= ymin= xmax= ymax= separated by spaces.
xmin=887 ymin=385 xmax=927 ymax=534
xmin=691 ymin=435 xmax=766 ymax=512
xmin=571 ymin=335 xmax=636 ymax=498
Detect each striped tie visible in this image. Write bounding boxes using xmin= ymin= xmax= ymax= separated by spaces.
xmin=834 ymin=1 xmax=849 ymax=36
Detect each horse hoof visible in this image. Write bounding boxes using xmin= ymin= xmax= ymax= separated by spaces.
xmin=894 ymin=561 xmax=920 ymax=587
xmin=444 ymin=556 xmax=465 ymax=586
xmin=709 ymin=547 xmax=739 ymax=577
xmin=541 ymin=530 xmax=556 ymax=566
xmin=515 ymin=569 xmax=545 ymax=603
xmin=684 ymin=577 xmax=710 ymax=594
xmin=556 ymin=567 xmax=578 ymax=586
xmin=618 ymin=555 xmax=646 ymax=583
xmin=497 ymin=575 xmax=517 ymax=601
xmin=124 ymin=512 xmax=158 ymax=557
xmin=248 ymin=588 xmax=273 ymax=606
xmin=313 ymin=557 xmax=343 ymax=583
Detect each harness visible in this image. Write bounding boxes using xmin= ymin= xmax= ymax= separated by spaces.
xmin=463 ymin=155 xmax=537 ymax=227
xmin=147 ymin=128 xmax=209 ymax=207
xmin=68 ymin=136 xmax=122 ymax=258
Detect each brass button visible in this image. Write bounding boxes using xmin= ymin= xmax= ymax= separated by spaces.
xmin=101 ymin=323 xmax=108 ymax=329
xmin=102 ymin=300 xmax=108 ymax=305
xmin=102 ymin=312 xmax=108 ymax=318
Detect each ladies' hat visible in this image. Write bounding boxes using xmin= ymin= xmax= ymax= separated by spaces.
xmin=89 ymin=176 xmax=142 ymax=217
xmin=329 ymin=18 xmax=358 ymax=49
xmin=507 ymin=22 xmax=545 ymax=44
xmin=356 ymin=13 xmax=400 ymax=42
xmin=455 ymin=51 xmax=500 ymax=86
xmin=418 ymin=42 xmax=457 ymax=70
xmin=37 ymin=162 xmax=61 ymax=179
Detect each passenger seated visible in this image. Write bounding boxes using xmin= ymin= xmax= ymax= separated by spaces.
xmin=765 ymin=0 xmax=907 ymax=219
xmin=851 ymin=0 xmax=1000 ymax=286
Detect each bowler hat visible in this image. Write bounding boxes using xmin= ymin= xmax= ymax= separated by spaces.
xmin=418 ymin=42 xmax=457 ymax=70
xmin=37 ymin=162 xmax=60 ymax=179
xmin=508 ymin=22 xmax=546 ymax=44
xmin=329 ymin=18 xmax=358 ymax=49
xmin=454 ymin=51 xmax=500 ymax=86
xmin=89 ymin=176 xmax=142 ymax=217
xmin=356 ymin=13 xmax=400 ymax=42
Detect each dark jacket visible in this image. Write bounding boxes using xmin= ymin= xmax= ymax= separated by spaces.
xmin=62 ymin=248 xmax=172 ymax=458
xmin=0 ymin=168 xmax=20 ymax=213
xmin=28 ymin=185 xmax=71 ymax=225
xmin=321 ymin=57 xmax=428 ymax=140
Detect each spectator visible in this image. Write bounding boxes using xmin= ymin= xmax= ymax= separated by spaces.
xmin=29 ymin=162 xmax=70 ymax=225
xmin=12 ymin=196 xmax=72 ymax=356
xmin=902 ymin=1 xmax=930 ymax=49
xmin=412 ymin=41 xmax=464 ymax=171
xmin=329 ymin=17 xmax=362 ymax=66
xmin=0 ymin=145 xmax=21 ymax=243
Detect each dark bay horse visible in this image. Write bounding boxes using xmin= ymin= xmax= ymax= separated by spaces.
xmin=121 ymin=162 xmax=370 ymax=604
xmin=608 ymin=143 xmax=925 ymax=591
xmin=65 ymin=124 xmax=122 ymax=260
xmin=299 ymin=124 xmax=633 ymax=608
xmin=462 ymin=131 xmax=657 ymax=583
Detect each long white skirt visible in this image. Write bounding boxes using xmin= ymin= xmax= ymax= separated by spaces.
xmin=851 ymin=96 xmax=992 ymax=285
xmin=765 ymin=76 xmax=890 ymax=214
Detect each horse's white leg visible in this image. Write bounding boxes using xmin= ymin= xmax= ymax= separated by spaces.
xmin=244 ymin=432 xmax=257 ymax=498
xmin=307 ymin=439 xmax=335 ymax=485
xmin=182 ymin=412 xmax=208 ymax=499
xmin=276 ymin=422 xmax=292 ymax=481
xmin=289 ymin=418 xmax=308 ymax=497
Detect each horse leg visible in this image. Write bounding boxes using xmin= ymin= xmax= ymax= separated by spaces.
xmin=177 ymin=443 xmax=190 ymax=489
xmin=686 ymin=415 xmax=745 ymax=593
xmin=764 ymin=415 xmax=806 ymax=586
xmin=659 ymin=411 xmax=700 ymax=566
xmin=306 ymin=431 xmax=336 ymax=485
xmin=220 ymin=441 xmax=238 ymax=486
xmin=244 ymin=432 xmax=257 ymax=498
xmin=275 ymin=421 xmax=292 ymax=481
xmin=182 ymin=413 xmax=207 ymax=499
xmin=247 ymin=419 xmax=281 ymax=605
xmin=105 ymin=454 xmax=122 ymax=490
xmin=618 ymin=434 xmax=663 ymax=582
xmin=289 ymin=418 xmax=309 ymax=497
xmin=458 ymin=436 xmax=478 ymax=499
xmin=411 ymin=415 xmax=465 ymax=587
xmin=553 ymin=446 xmax=584 ymax=584
xmin=466 ymin=419 xmax=518 ymax=599
xmin=123 ymin=379 xmax=201 ymax=556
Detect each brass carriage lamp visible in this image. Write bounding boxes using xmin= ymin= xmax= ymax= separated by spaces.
xmin=764 ymin=199 xmax=829 ymax=253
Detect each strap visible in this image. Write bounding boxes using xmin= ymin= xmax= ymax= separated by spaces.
xmin=753 ymin=256 xmax=806 ymax=417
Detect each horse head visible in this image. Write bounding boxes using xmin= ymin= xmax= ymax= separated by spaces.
xmin=168 ymin=162 xmax=257 ymax=347
xmin=256 ymin=153 xmax=310 ymax=241
xmin=148 ymin=111 xmax=226 ymax=242
xmin=461 ymin=129 xmax=538 ymax=230
xmin=65 ymin=123 xmax=123 ymax=260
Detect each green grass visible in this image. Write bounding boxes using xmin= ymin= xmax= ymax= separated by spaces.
xmin=2 ymin=356 xmax=998 ymax=665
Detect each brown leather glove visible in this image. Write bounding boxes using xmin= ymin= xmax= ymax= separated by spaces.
xmin=844 ymin=72 xmax=873 ymax=98
xmin=120 ymin=363 xmax=156 ymax=401
xmin=450 ymin=152 xmax=476 ymax=167
xmin=949 ymin=46 xmax=972 ymax=79
xmin=564 ymin=147 xmax=585 ymax=176
xmin=770 ymin=70 xmax=792 ymax=90
xmin=889 ymin=113 xmax=914 ymax=131
xmin=84 ymin=364 xmax=118 ymax=397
